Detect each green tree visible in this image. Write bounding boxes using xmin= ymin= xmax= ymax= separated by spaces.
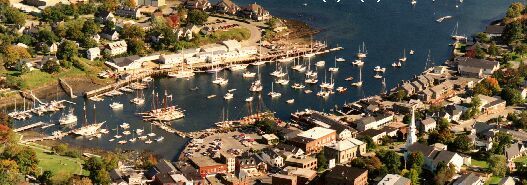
xmin=501 ymin=87 xmax=523 ymax=105
xmin=51 ymin=144 xmax=68 ymax=155
xmin=475 ymin=45 xmax=486 ymax=59
xmin=1 ymin=145 xmax=39 ymax=176
xmin=475 ymin=32 xmax=490 ymax=43
xmin=42 ymin=60 xmax=60 ymax=74
xmin=57 ymin=40 xmax=79 ymax=62
xmin=4 ymin=7 xmax=26 ymax=27
xmin=488 ymin=42 xmax=500 ymax=57
xmin=505 ymin=2 xmax=524 ymax=19
xmin=449 ymin=134 xmax=473 ymax=153
xmin=2 ymin=45 xmax=31 ymax=68
xmin=187 ymin=9 xmax=209 ymax=25
xmin=37 ymin=28 xmax=58 ymax=45
xmin=0 ymin=159 xmax=22 ymax=184
xmin=82 ymin=19 xmax=101 ymax=36
xmin=358 ymin=136 xmax=377 ymax=152
xmin=492 ymin=132 xmax=513 ymax=155
xmin=121 ymin=24 xmax=145 ymax=40
xmin=408 ymin=151 xmax=425 ymax=172
xmin=405 ymin=168 xmax=420 ymax=185
xmin=488 ymin=155 xmax=507 ymax=177
xmin=434 ymin=162 xmax=456 ymax=185
xmin=316 ymin=150 xmax=328 ymax=172
xmin=128 ymin=39 xmax=146 ymax=56
xmin=503 ymin=22 xmax=523 ymax=45
xmin=378 ymin=150 xmax=401 ymax=174
xmin=38 ymin=170 xmax=53 ymax=185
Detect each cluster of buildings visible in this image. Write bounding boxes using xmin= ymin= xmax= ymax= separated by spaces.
xmin=185 ymin=0 xmax=271 ymax=21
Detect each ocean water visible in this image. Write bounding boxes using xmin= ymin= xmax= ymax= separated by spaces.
xmin=13 ymin=0 xmax=518 ymax=160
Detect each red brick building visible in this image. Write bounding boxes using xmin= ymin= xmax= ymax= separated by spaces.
xmin=189 ymin=157 xmax=227 ymax=177
xmin=287 ymin=127 xmax=337 ymax=155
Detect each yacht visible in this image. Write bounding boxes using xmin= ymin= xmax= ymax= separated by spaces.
xmin=228 ymin=64 xmax=249 ymax=71
xmin=411 ymin=0 xmax=416 ymax=5
xmin=145 ymin=139 xmax=153 ymax=144
xmin=336 ymin=87 xmax=347 ymax=93
xmin=409 ymin=50 xmax=415 ymax=55
xmin=451 ymin=22 xmax=467 ymax=41
xmin=304 ymin=89 xmax=313 ymax=94
xmin=171 ymin=70 xmax=195 ymax=79
xmin=129 ymin=137 xmax=137 ymax=142
xmin=136 ymin=128 xmax=144 ymax=135
xmin=242 ymin=71 xmax=256 ymax=78
xmin=156 ymin=136 xmax=165 ymax=142
xmin=224 ymin=93 xmax=234 ymax=100
xmin=245 ymin=97 xmax=254 ymax=102
xmin=212 ymin=77 xmax=228 ymax=86
xmin=317 ymin=90 xmax=330 ymax=97
xmin=109 ymin=102 xmax=123 ymax=110
xmin=59 ymin=109 xmax=77 ymax=125
xmin=305 ymin=77 xmax=318 ymax=84
xmin=207 ymin=95 xmax=217 ymax=99
xmin=251 ymin=61 xmax=266 ymax=66
xmin=228 ymin=89 xmax=237 ymax=93
xmin=120 ymin=123 xmax=130 ymax=129
xmin=315 ymin=61 xmax=325 ymax=67
xmin=374 ymin=66 xmax=386 ymax=73
xmin=206 ymin=66 xmax=223 ymax=73
xmin=291 ymin=83 xmax=305 ymax=89
xmin=328 ymin=58 xmax=339 ymax=72
xmin=373 ymin=73 xmax=383 ymax=79
xmin=286 ymin=99 xmax=295 ymax=104
xmin=118 ymin=140 xmax=127 ymax=144
xmin=352 ymin=59 xmax=364 ymax=66
xmin=351 ymin=67 xmax=363 ymax=87
xmin=436 ymin=15 xmax=453 ymax=23
xmin=345 ymin=76 xmax=354 ymax=81
xmin=268 ymin=83 xmax=282 ymax=98
xmin=72 ymin=122 xmax=105 ymax=137
xmin=131 ymin=97 xmax=145 ymax=105
xmin=336 ymin=57 xmax=346 ymax=62
xmin=249 ymin=80 xmax=263 ymax=92
xmin=138 ymin=135 xmax=147 ymax=140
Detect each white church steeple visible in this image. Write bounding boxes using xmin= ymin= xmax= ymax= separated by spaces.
xmin=406 ymin=105 xmax=417 ymax=148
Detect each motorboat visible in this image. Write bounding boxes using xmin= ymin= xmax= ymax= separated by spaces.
xmin=136 ymin=129 xmax=144 ymax=135
xmin=291 ymin=83 xmax=305 ymax=89
xmin=228 ymin=89 xmax=237 ymax=93
xmin=373 ymin=73 xmax=383 ymax=79
xmin=409 ymin=50 xmax=415 ymax=55
xmin=145 ymin=139 xmax=153 ymax=144
xmin=123 ymin=130 xmax=131 ymax=135
xmin=130 ymin=97 xmax=145 ymax=105
xmin=336 ymin=87 xmax=347 ymax=93
xmin=336 ymin=57 xmax=346 ymax=62
xmin=118 ymin=140 xmax=127 ymax=144
xmin=120 ymin=123 xmax=130 ymax=129
xmin=155 ymin=136 xmax=164 ymax=142
xmin=436 ymin=16 xmax=453 ymax=23
xmin=142 ymin=77 xmax=153 ymax=83
xmin=315 ymin=61 xmax=325 ymax=67
xmin=411 ymin=0 xmax=416 ymax=5
xmin=224 ymin=93 xmax=234 ymax=100
xmin=345 ymin=77 xmax=354 ymax=81
xmin=99 ymin=129 xmax=109 ymax=134
xmin=109 ymin=102 xmax=123 ymax=110
xmin=251 ymin=61 xmax=266 ymax=66
xmin=317 ymin=90 xmax=330 ymax=97
xmin=374 ymin=66 xmax=386 ymax=73
xmin=207 ymin=95 xmax=217 ymax=99
xmin=392 ymin=62 xmax=402 ymax=67
xmin=352 ymin=59 xmax=364 ymax=66
xmin=286 ymin=99 xmax=295 ymax=104
xmin=304 ymin=89 xmax=313 ymax=94
xmin=243 ymin=71 xmax=256 ymax=78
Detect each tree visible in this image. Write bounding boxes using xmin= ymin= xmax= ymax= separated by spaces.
xmin=51 ymin=144 xmax=68 ymax=155
xmin=2 ymin=45 xmax=31 ymax=68
xmin=82 ymin=19 xmax=101 ymax=36
xmin=508 ymin=110 xmax=527 ymax=129
xmin=4 ymin=7 xmax=26 ymax=27
xmin=128 ymin=39 xmax=147 ymax=56
xmin=57 ymin=40 xmax=79 ymax=63
xmin=358 ymin=136 xmax=377 ymax=152
xmin=405 ymin=168 xmax=420 ymax=185
xmin=488 ymin=155 xmax=507 ymax=177
xmin=449 ymin=134 xmax=473 ymax=153
xmin=434 ymin=162 xmax=456 ymax=185
xmin=316 ymin=150 xmax=328 ymax=172
xmin=67 ymin=176 xmax=93 ymax=185
xmin=408 ymin=152 xmax=425 ymax=171
xmin=505 ymin=2 xmax=524 ymax=19
xmin=503 ymin=22 xmax=523 ymax=45
xmin=501 ymin=87 xmax=523 ymax=105
xmin=42 ymin=60 xmax=60 ymax=74
xmin=475 ymin=32 xmax=490 ymax=43
xmin=0 ymin=159 xmax=22 ymax=184
xmin=187 ymin=10 xmax=209 ymax=25
xmin=38 ymin=170 xmax=53 ymax=185
xmin=378 ymin=150 xmax=401 ymax=174
xmin=437 ymin=118 xmax=450 ymax=131
xmin=65 ymin=19 xmax=85 ymax=41
xmin=488 ymin=42 xmax=500 ymax=57
xmin=121 ymin=24 xmax=145 ymax=40
xmin=475 ymin=45 xmax=486 ymax=59
xmin=42 ymin=5 xmax=67 ymax=22
xmin=492 ymin=132 xmax=513 ymax=155
xmin=37 ymin=28 xmax=58 ymax=45
xmin=1 ymin=145 xmax=39 ymax=176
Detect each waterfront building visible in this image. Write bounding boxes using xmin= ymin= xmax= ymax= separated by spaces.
xmin=260 ymin=148 xmax=284 ymax=168
xmin=105 ymin=55 xmax=142 ymax=71
xmin=214 ymin=0 xmax=240 ymax=15
xmin=324 ymin=165 xmax=368 ymax=185
xmin=158 ymin=53 xmax=185 ymax=65
xmin=287 ymin=127 xmax=337 ymax=155
xmin=189 ymin=156 xmax=227 ymax=177
xmin=485 ymin=25 xmax=505 ymax=38
xmin=324 ymin=138 xmax=366 ymax=164
xmin=377 ymin=174 xmax=411 ymax=185
xmin=87 ymin=47 xmax=101 ymax=61
xmin=184 ymin=0 xmax=212 ymax=11
xmin=240 ymin=3 xmax=270 ymax=21
xmin=105 ymin=40 xmax=128 ymax=56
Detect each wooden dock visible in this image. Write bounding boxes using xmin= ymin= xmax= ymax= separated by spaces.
xmin=14 ymin=121 xmax=46 ymax=132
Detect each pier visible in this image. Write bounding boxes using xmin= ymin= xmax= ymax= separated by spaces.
xmin=14 ymin=121 xmax=46 ymax=132
xmin=59 ymin=78 xmax=77 ymax=98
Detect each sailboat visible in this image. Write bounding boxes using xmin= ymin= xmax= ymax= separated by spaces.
xmin=59 ymin=108 xmax=77 ymax=125
xmin=373 ymin=66 xmax=386 ymax=73
xmin=291 ymin=83 xmax=305 ymax=89
xmin=249 ymin=65 xmax=263 ymax=92
xmin=302 ymin=36 xmax=316 ymax=58
xmin=328 ymin=57 xmax=339 ymax=72
xmin=268 ymin=82 xmax=282 ymax=98
xmin=130 ymin=89 xmax=145 ymax=105
xmin=356 ymin=42 xmax=367 ymax=58
xmin=72 ymin=103 xmax=105 ymax=137
xmin=351 ymin=67 xmax=363 ymax=87
xmin=399 ymin=49 xmax=407 ymax=62
xmin=276 ymin=71 xmax=289 ymax=85
xmin=245 ymin=96 xmax=254 ymax=102
xmin=114 ymin=126 xmax=122 ymax=139
xmin=411 ymin=0 xmax=417 ymax=5
xmin=212 ymin=70 xmax=228 ymax=86
xmin=373 ymin=72 xmax=383 ymax=79
xmin=147 ymin=123 xmax=156 ymax=137
xmin=352 ymin=59 xmax=364 ymax=66
xmin=335 ymin=57 xmax=346 ymax=62
xmin=451 ymin=22 xmax=467 ymax=41
xmin=392 ymin=61 xmax=402 ymax=67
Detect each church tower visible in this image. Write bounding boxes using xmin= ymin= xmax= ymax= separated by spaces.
xmin=406 ymin=105 xmax=417 ymax=148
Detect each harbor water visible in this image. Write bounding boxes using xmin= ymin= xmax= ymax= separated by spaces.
xmin=12 ymin=0 xmax=517 ymax=160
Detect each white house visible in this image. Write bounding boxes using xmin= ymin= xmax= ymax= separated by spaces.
xmin=105 ymin=40 xmax=127 ymax=56
xmin=237 ymin=46 xmax=258 ymax=57
xmin=87 ymin=47 xmax=101 ymax=61
xmin=420 ymin=117 xmax=437 ymax=133
xmin=49 ymin=42 xmax=58 ymax=53
xmin=406 ymin=143 xmax=465 ymax=172
xmin=101 ymin=30 xmax=120 ymax=41
xmin=260 ymin=148 xmax=284 ymax=168
xmin=92 ymin=34 xmax=101 ymax=43
xmin=355 ymin=114 xmax=394 ymax=131
xmin=159 ymin=54 xmax=185 ymax=65
xmin=105 ymin=55 xmax=143 ymax=71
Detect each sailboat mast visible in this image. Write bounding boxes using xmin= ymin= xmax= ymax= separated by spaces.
xmin=93 ymin=104 xmax=96 ymax=124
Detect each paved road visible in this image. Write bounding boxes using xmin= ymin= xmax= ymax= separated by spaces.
xmin=208 ymin=17 xmax=263 ymax=47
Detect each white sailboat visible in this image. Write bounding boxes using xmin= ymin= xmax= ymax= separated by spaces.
xmin=291 ymin=83 xmax=305 ymax=89
xmin=109 ymin=102 xmax=123 ymax=110
xmin=328 ymin=57 xmax=339 ymax=72
xmin=249 ymin=66 xmax=263 ymax=92
xmin=245 ymin=96 xmax=254 ymax=102
xmin=392 ymin=61 xmax=402 ymax=67
xmin=373 ymin=72 xmax=383 ymax=79
xmin=147 ymin=123 xmax=156 ymax=137
xmin=351 ymin=67 xmax=363 ymax=87
xmin=268 ymin=82 xmax=282 ymax=98
xmin=352 ymin=59 xmax=364 ymax=66
xmin=356 ymin=42 xmax=367 ymax=58
xmin=374 ymin=66 xmax=386 ymax=73
xmin=335 ymin=57 xmax=346 ymax=62
xmin=399 ymin=49 xmax=407 ymax=62
xmin=59 ymin=108 xmax=77 ymax=125
xmin=224 ymin=92 xmax=234 ymax=100
xmin=451 ymin=22 xmax=467 ymax=41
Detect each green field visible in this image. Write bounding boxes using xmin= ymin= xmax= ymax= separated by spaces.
xmin=29 ymin=144 xmax=88 ymax=183
xmin=471 ymin=159 xmax=489 ymax=169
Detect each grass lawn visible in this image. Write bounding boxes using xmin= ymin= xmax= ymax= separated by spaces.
xmin=486 ymin=176 xmax=502 ymax=185
xmin=31 ymin=145 xmax=88 ymax=183
xmin=513 ymin=155 xmax=527 ymax=164
xmin=471 ymin=159 xmax=489 ymax=169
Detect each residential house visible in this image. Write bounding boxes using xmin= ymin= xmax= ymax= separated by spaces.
xmin=455 ymin=57 xmax=500 ymax=78
xmin=105 ymin=40 xmax=128 ymax=56
xmin=453 ymin=173 xmax=484 ymax=185
xmin=287 ymin=127 xmax=337 ymax=155
xmin=420 ymin=117 xmax=437 ymax=133
xmin=377 ymin=174 xmax=411 ymax=185
xmin=101 ymin=30 xmax=120 ymax=41
xmin=185 ymin=0 xmax=211 ymax=11
xmin=324 ymin=165 xmax=368 ymax=185
xmin=97 ymin=11 xmax=116 ymax=22
xmin=220 ymin=151 xmax=236 ymax=173
xmin=445 ymin=104 xmax=464 ymax=122
xmin=504 ymin=142 xmax=527 ymax=170
xmin=109 ymin=169 xmax=128 ymax=185
xmin=261 ymin=134 xmax=279 ymax=145
xmin=133 ymin=0 xmax=166 ymax=6
xmin=433 ymin=66 xmax=448 ymax=75
xmin=477 ymin=95 xmax=507 ymax=115
xmin=241 ymin=3 xmax=270 ymax=21
xmin=498 ymin=176 xmax=516 ymax=185
xmin=92 ymin=34 xmax=101 ymax=43
xmin=355 ymin=114 xmax=394 ymax=131
xmin=214 ymin=0 xmax=240 ymax=15
xmin=358 ymin=129 xmax=387 ymax=145
xmin=235 ymin=152 xmax=266 ymax=179
xmin=324 ymin=138 xmax=366 ymax=164
xmin=405 ymin=142 xmax=465 ymax=172
xmin=87 ymin=47 xmax=101 ymax=61
xmin=485 ymin=25 xmax=505 ymax=38
xmin=276 ymin=143 xmax=304 ymax=159
xmin=189 ymin=156 xmax=227 ymax=177
xmin=115 ymin=6 xmax=142 ymax=19
xmin=260 ymin=148 xmax=284 ymax=168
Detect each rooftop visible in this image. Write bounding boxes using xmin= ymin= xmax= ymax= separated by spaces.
xmin=326 ymin=138 xmax=365 ymax=151
xmin=297 ymin=127 xmax=336 ymax=140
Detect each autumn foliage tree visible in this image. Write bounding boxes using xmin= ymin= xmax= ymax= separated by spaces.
xmin=473 ymin=77 xmax=500 ymax=96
